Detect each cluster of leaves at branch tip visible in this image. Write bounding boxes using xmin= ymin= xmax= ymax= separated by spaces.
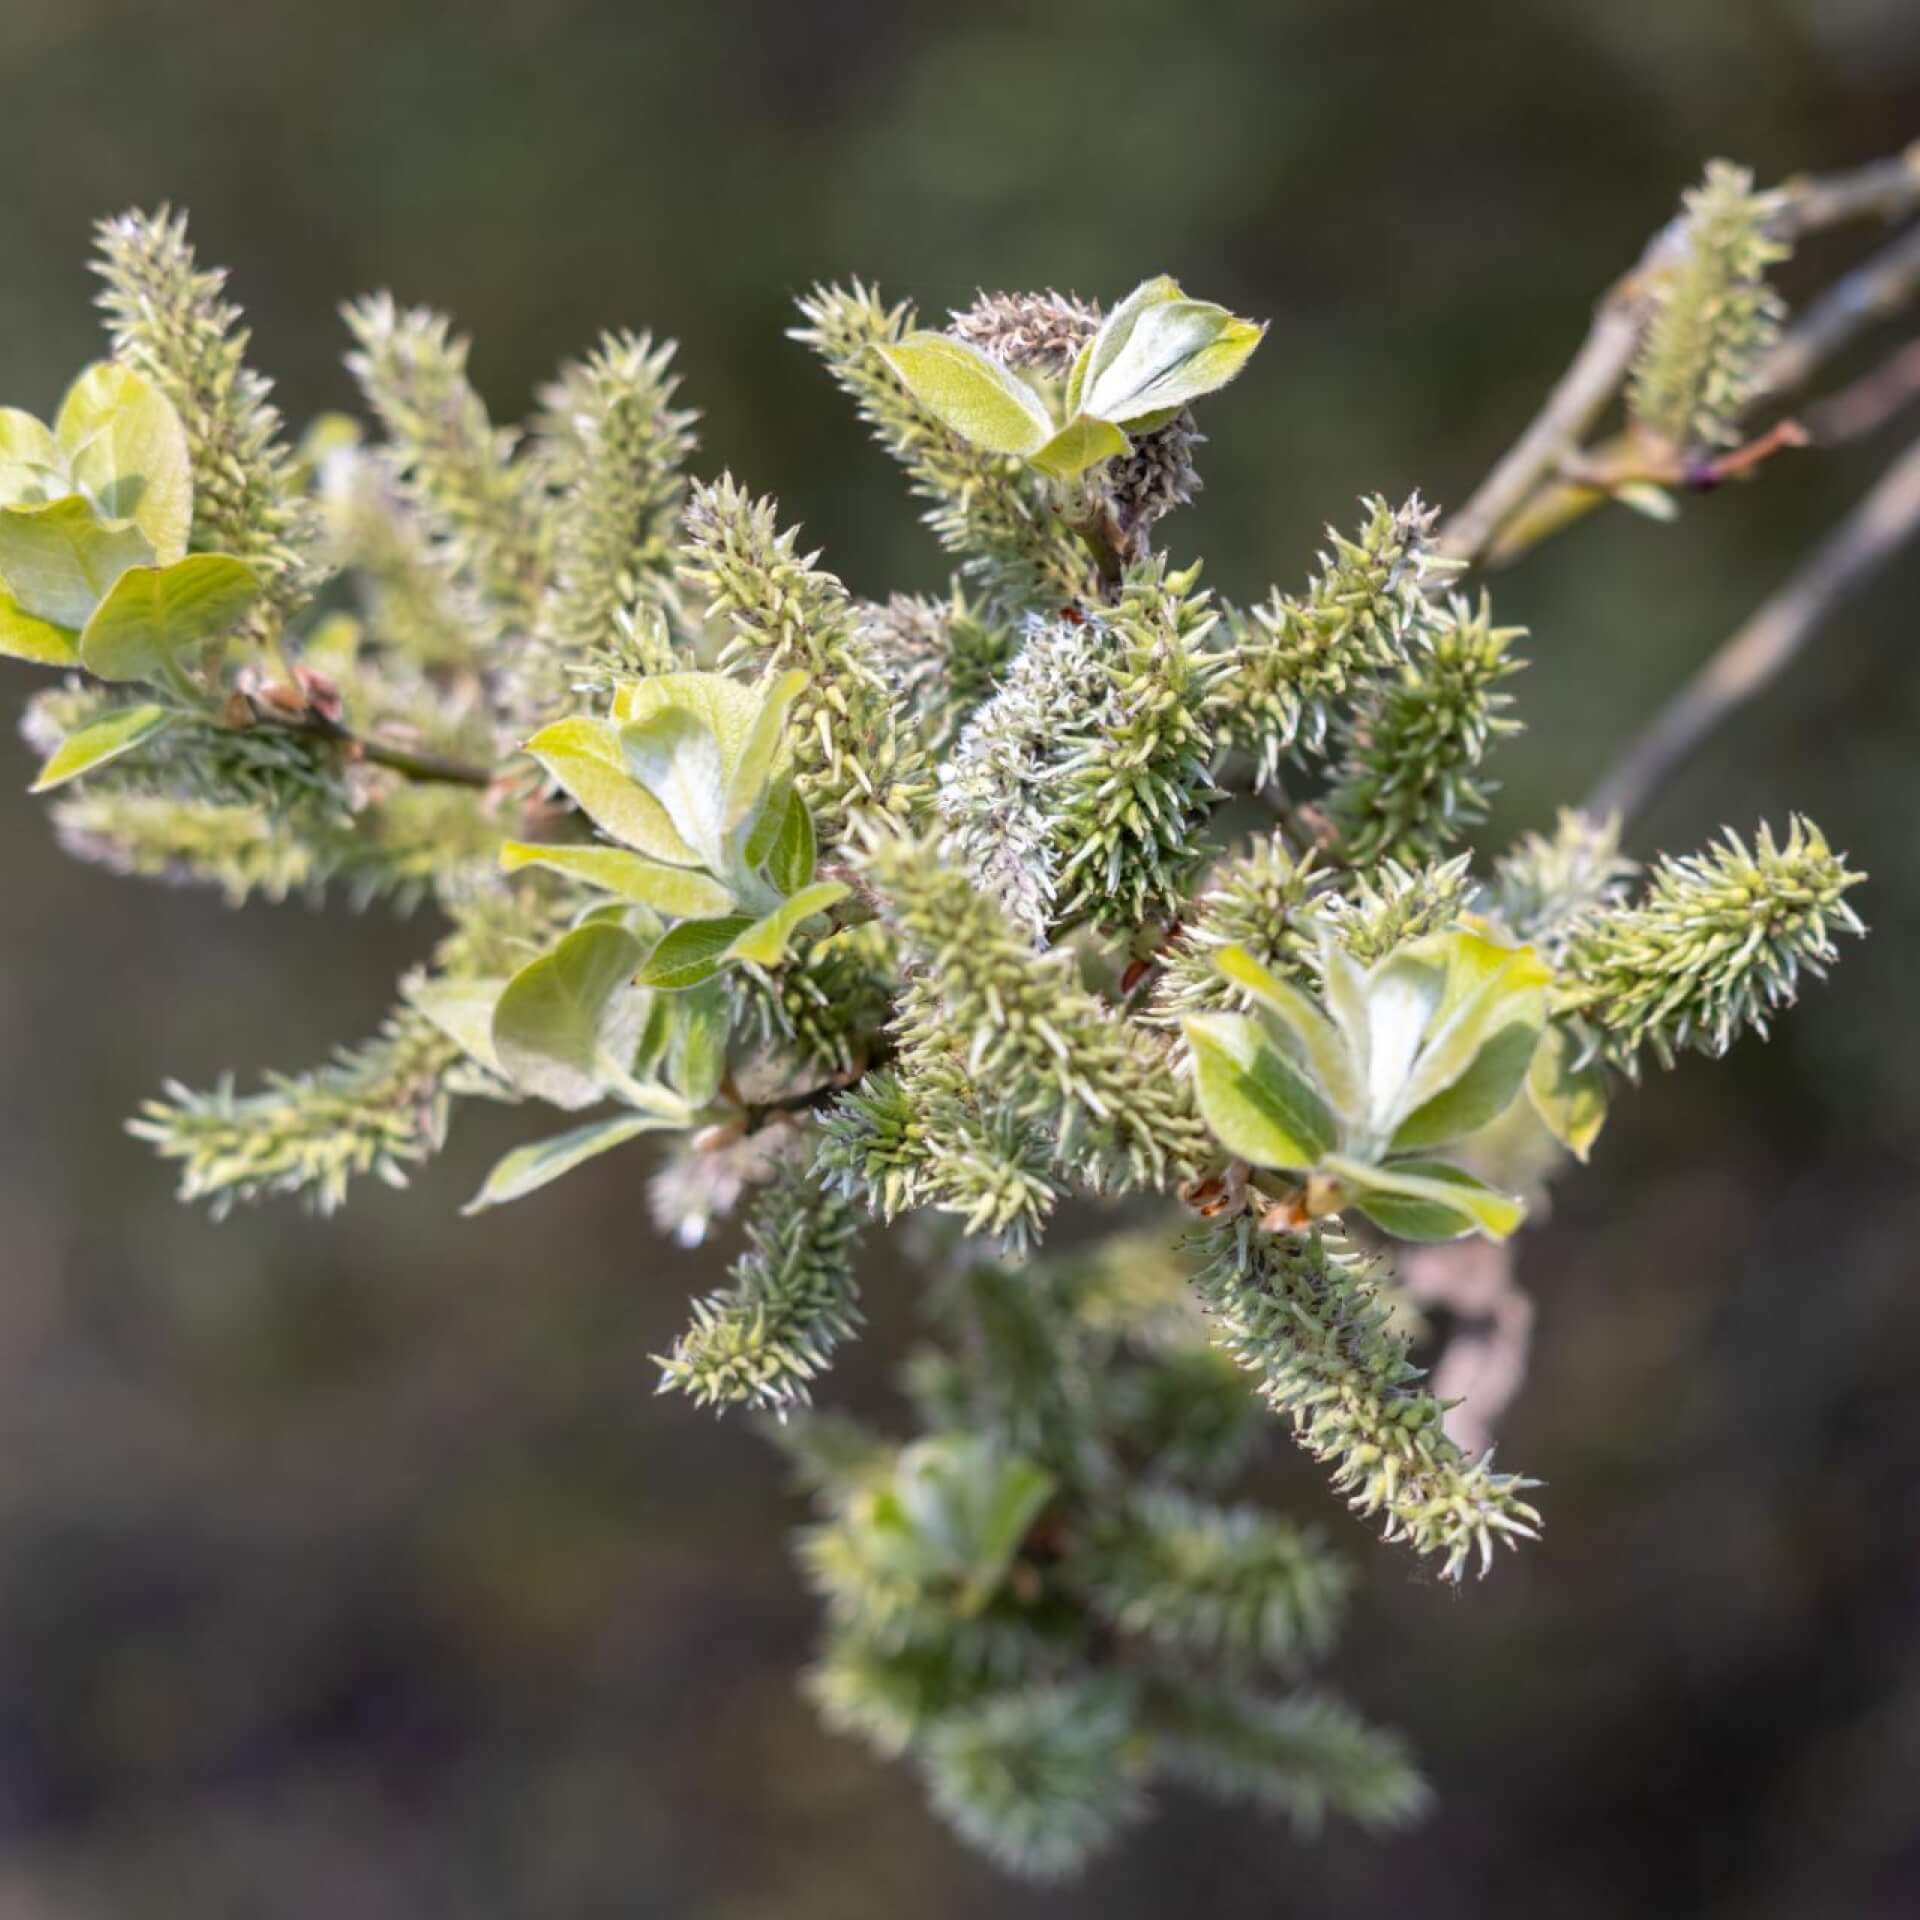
xmin=0 ymin=190 xmax=1871 ymax=1881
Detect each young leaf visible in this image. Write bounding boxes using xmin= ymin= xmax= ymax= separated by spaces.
xmin=619 ymin=704 xmax=729 ymax=871
xmin=874 ymin=333 xmax=1054 ymax=456
xmin=525 ymin=716 xmax=703 ymax=867
xmin=763 ymin=784 xmax=817 ymax=897
xmin=635 ymin=915 xmax=758 ymax=990
xmin=0 ymin=590 xmax=78 ymax=667
xmin=1525 ymin=1020 xmax=1609 ymax=1161
xmin=725 ymin=879 xmax=849 ymax=968
xmin=500 ymin=840 xmax=737 ymax=917
xmin=1081 ymin=298 xmax=1266 ymax=427
xmin=1029 ymin=413 xmax=1130 ymax=480
xmin=1390 ymin=1019 xmax=1540 ymax=1153
xmin=725 ymin=667 xmax=808 ymax=829
xmin=665 ymin=979 xmax=731 ymax=1107
xmin=55 ymin=363 xmax=194 ymax=565
xmin=403 ymin=976 xmax=510 ymax=1076
xmin=1214 ymin=945 xmax=1361 ymax=1119
xmin=462 ymin=1112 xmax=672 ymax=1214
xmin=1184 ymin=1013 xmax=1338 ymax=1172
xmin=0 ymin=496 xmax=153 ymax=629
xmin=0 ymin=410 xmax=68 ymax=509
xmin=1067 ymin=275 xmax=1184 ymax=417
xmin=28 ymin=702 xmax=174 ymax=794
xmin=613 ymin=671 xmax=765 ymax=771
xmin=1391 ymin=933 xmax=1549 ymax=1125
xmin=492 ymin=921 xmax=648 ymax=1109
xmin=76 ymin=554 xmax=261 ymax=682
xmin=1323 ymin=1152 xmax=1525 ymax=1243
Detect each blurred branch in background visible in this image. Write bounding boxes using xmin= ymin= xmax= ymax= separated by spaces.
xmin=1589 ymin=430 xmax=1920 ymax=824
xmin=1399 ymin=1240 xmax=1533 ymax=1461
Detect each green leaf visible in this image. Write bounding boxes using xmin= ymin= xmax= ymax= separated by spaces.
xmin=499 ymin=840 xmax=737 ymax=917
xmin=524 ymin=716 xmax=703 ymax=866
xmin=1525 ymin=1021 xmax=1609 ymax=1162
xmin=0 ymin=589 xmax=78 ymax=667
xmin=619 ymin=704 xmax=728 ymax=872
xmin=1067 ymin=275 xmax=1184 ymax=417
xmin=1392 ymin=932 xmax=1550 ymax=1123
xmin=403 ymin=975 xmax=509 ymax=1076
xmin=1081 ymin=297 xmax=1266 ymax=427
xmin=635 ymin=915 xmax=758 ymax=991
xmin=1391 ymin=1019 xmax=1540 ymax=1153
xmin=0 ymin=496 xmax=153 ymax=629
xmin=726 ymin=880 xmax=849 ymax=969
xmin=1214 ymin=945 xmax=1360 ymax=1120
xmin=1615 ymin=482 xmax=1679 ymax=523
xmin=1184 ymin=1013 xmax=1338 ymax=1172
xmin=55 ymin=363 xmax=194 ymax=566
xmin=725 ymin=667 xmax=808 ymax=829
xmin=0 ymin=409 xmax=68 ymax=509
xmin=462 ymin=1112 xmax=671 ymax=1214
xmin=763 ymin=785 xmax=818 ymax=897
xmin=613 ymin=672 xmax=765 ymax=772
xmin=1028 ymin=413 xmax=1130 ymax=479
xmin=77 ymin=554 xmax=261 ymax=682
xmin=874 ymin=333 xmax=1054 ymax=456
xmin=1324 ymin=1153 xmax=1526 ymax=1243
xmin=1357 ymin=949 xmax=1448 ymax=1133
xmin=28 ymin=702 xmax=174 ymax=794
xmin=491 ymin=921 xmax=649 ymax=1109
xmin=666 ymin=979 xmax=730 ymax=1107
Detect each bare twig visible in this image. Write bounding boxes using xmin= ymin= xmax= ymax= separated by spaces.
xmin=1587 ymin=431 xmax=1920 ymax=824
xmin=1758 ymin=220 xmax=1920 ymax=400
xmin=1804 ymin=336 xmax=1920 ymax=444
xmin=247 ymin=701 xmax=495 ymax=787
xmin=1399 ymin=1239 xmax=1534 ymax=1459
xmin=1770 ymin=143 xmax=1920 ymax=240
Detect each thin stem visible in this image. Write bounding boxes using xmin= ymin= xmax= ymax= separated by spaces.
xmin=1587 ymin=431 xmax=1920 ymax=825
xmin=1757 ymin=220 xmax=1920 ymax=401
xmin=1770 ymin=143 xmax=1920 ymax=240
xmin=1804 ymin=336 xmax=1920 ymax=445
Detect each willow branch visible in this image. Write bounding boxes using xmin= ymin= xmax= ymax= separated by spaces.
xmin=1587 ymin=432 xmax=1920 ymax=824
xmin=1441 ymin=147 xmax=1920 ymax=568
xmin=1803 ymin=336 xmax=1920 ymax=444
xmin=1757 ymin=220 xmax=1920 ymax=401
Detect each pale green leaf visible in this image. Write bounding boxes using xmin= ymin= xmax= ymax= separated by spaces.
xmin=55 ymin=362 xmax=193 ymax=565
xmin=492 ymin=921 xmax=648 ymax=1109
xmin=635 ymin=915 xmax=758 ymax=990
xmin=874 ymin=333 xmax=1053 ymax=455
xmin=1359 ymin=949 xmax=1447 ymax=1133
xmin=666 ymin=979 xmax=730 ymax=1107
xmin=619 ymin=705 xmax=728 ymax=872
xmin=28 ymin=702 xmax=174 ymax=794
xmin=1325 ymin=1152 xmax=1526 ymax=1243
xmin=1184 ymin=1013 xmax=1337 ymax=1172
xmin=612 ymin=672 xmax=765 ymax=774
xmin=0 ymin=409 xmax=68 ymax=509
xmin=1082 ymin=298 xmax=1267 ymax=426
xmin=1067 ymin=275 xmax=1184 ymax=416
xmin=1028 ymin=413 xmax=1130 ymax=479
xmin=1525 ymin=1021 xmax=1609 ymax=1161
xmin=77 ymin=554 xmax=261 ymax=683
xmin=462 ymin=1112 xmax=671 ymax=1214
xmin=1214 ymin=945 xmax=1360 ymax=1119
xmin=403 ymin=975 xmax=510 ymax=1075
xmin=0 ymin=496 xmax=153 ymax=629
xmin=0 ymin=589 xmax=78 ymax=667
xmin=763 ymin=784 xmax=817 ymax=897
xmin=1391 ymin=1019 xmax=1540 ymax=1153
xmin=725 ymin=880 xmax=849 ymax=968
xmin=524 ymin=716 xmax=703 ymax=866
xmin=500 ymin=840 xmax=737 ymax=917
xmin=1393 ymin=931 xmax=1550 ymax=1122
xmin=725 ymin=667 xmax=808 ymax=829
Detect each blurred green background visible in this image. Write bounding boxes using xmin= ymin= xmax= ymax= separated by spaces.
xmin=1 ymin=1 xmax=1917 ymax=1913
